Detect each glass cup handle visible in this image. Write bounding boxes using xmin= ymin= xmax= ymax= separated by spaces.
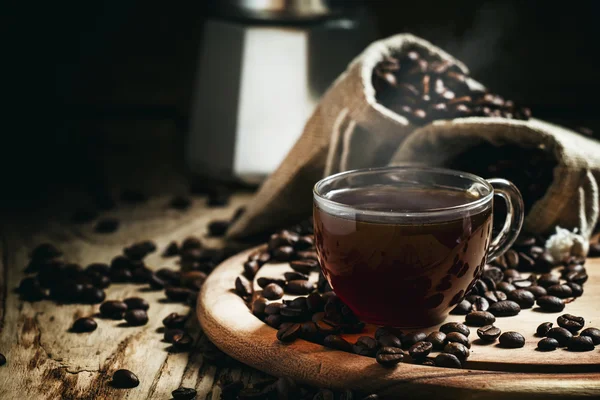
xmin=486 ymin=178 xmax=525 ymax=262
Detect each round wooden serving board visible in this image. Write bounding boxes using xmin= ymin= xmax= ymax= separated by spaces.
xmin=198 ymin=248 xmax=600 ymax=399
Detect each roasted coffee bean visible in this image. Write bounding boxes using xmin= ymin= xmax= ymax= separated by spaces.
xmin=31 ymin=243 xmax=62 ymax=261
xmin=262 ymin=283 xmax=284 ymax=300
xmin=537 ymin=337 xmax=559 ymax=351
xmin=566 ymin=282 xmax=584 ymax=297
xmin=277 ymin=323 xmax=301 ymax=342
xmin=156 ymin=268 xmax=180 ymax=284
xmin=166 ymin=287 xmax=194 ymax=302
xmin=471 ymin=297 xmax=489 ymax=311
xmin=297 ymin=250 xmax=319 ymax=261
xmin=409 ymin=341 xmax=433 ymax=359
xmin=280 ymin=305 xmax=305 ymax=318
xmin=557 ymin=314 xmax=585 ymax=333
xmin=181 ymin=237 xmax=202 ymax=252
xmin=536 ymin=322 xmax=553 ymax=336
xmin=402 ymin=332 xmax=428 ymax=348
xmin=439 ymin=322 xmax=470 ymax=337
xmin=257 ymin=277 xmax=287 ymax=289
xmin=272 ymin=246 xmax=295 ymax=261
xmin=265 ymin=314 xmax=282 ymax=328
xmin=112 ymin=369 xmax=139 ymax=388
xmin=88 ymin=272 xmax=111 ymax=289
xmin=125 ymin=309 xmax=149 ymax=326
xmin=567 ymin=336 xmax=595 ymax=352
xmin=507 ymin=289 xmax=535 ymax=309
xmin=477 ymin=325 xmax=501 ymax=342
xmin=445 ymin=332 xmax=470 ymax=348
xmin=425 ymin=331 xmax=447 ymax=350
xmin=265 ymin=303 xmax=283 ymax=315
xmin=534 ymin=252 xmax=554 ymax=272
xmin=443 ymin=342 xmax=469 ymax=362
xmin=162 ymin=241 xmax=179 ymax=257
xmin=110 ymin=268 xmax=133 ymax=282
xmin=374 ymin=327 xmax=393 ymax=340
xmin=208 ymin=220 xmax=230 ymax=237
xmin=172 ymin=387 xmax=197 ymax=400
xmin=465 ymin=311 xmax=496 ymax=326
xmin=100 ymin=300 xmax=128 ymax=319
xmin=123 ymin=297 xmax=149 ymax=311
xmin=172 ymin=333 xmax=194 ymax=351
xmin=503 ymin=269 xmax=521 ymax=282
xmin=306 ymin=292 xmax=324 ymax=312
xmin=470 ymin=280 xmax=488 ymax=295
xmin=480 ymin=277 xmax=496 ymax=291
xmin=86 ymin=263 xmax=110 ymax=276
xmin=81 ymin=285 xmax=106 ymax=304
xmin=50 ymin=280 xmax=83 ymax=303
xmin=0 ymin=353 xmax=5 ymax=366
xmin=323 ymin=335 xmax=353 ymax=352
xmin=148 ymin=273 xmax=167 ymax=290
xmin=164 ymin=329 xmax=184 ymax=343
xmin=537 ymin=273 xmax=560 ymax=288
xmin=95 ymin=218 xmax=120 ymax=234
xmin=315 ymin=319 xmax=338 ymax=335
xmin=243 ymin=260 xmax=260 ymax=279
xmin=235 ymin=276 xmax=252 ymax=298
xmin=483 ymin=290 xmax=507 ymax=303
xmin=580 ymin=328 xmax=600 ymax=345
xmin=353 ymin=336 xmax=378 ymax=357
xmin=378 ymin=334 xmax=402 ymax=348
xmin=537 ymin=296 xmax=565 ymax=312
xmin=375 ymin=347 xmax=404 ymax=367
xmin=450 ymin=299 xmax=471 ymax=315
xmin=498 ymin=332 xmax=525 ymax=348
xmin=547 ymin=284 xmax=573 ymax=299
xmin=163 ymin=313 xmax=187 ymax=329
xmin=547 ymin=327 xmax=573 ymax=346
xmin=482 ymin=266 xmax=504 ymax=284
xmin=72 ymin=317 xmax=97 ymax=333
xmin=290 ymin=260 xmax=318 ymax=274
xmin=286 ymin=280 xmax=314 ymax=295
xmin=504 ymin=250 xmax=519 ymax=269
xmin=525 ymin=285 xmax=547 ymax=299
xmin=123 ymin=240 xmax=156 ymax=260
xmin=298 ymin=322 xmax=318 ymax=340
xmin=512 ymin=279 xmax=532 ymax=289
xmin=284 ymin=271 xmax=309 ymax=281
xmin=434 ymin=353 xmax=462 ymax=369
xmin=489 ymin=300 xmax=520 ymax=317
xmin=496 ymin=282 xmax=516 ymax=294
xmin=18 ymin=277 xmax=46 ymax=301
xmin=562 ymin=264 xmax=586 ymax=277
xmin=568 ymin=272 xmax=588 ymax=285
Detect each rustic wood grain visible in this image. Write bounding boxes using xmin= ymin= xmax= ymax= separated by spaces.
xmin=0 ymin=192 xmax=261 ymax=400
xmin=199 ymin=248 xmax=600 ymax=399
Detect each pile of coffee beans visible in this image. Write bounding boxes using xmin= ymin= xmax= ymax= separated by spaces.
xmin=372 ymin=49 xmax=531 ymax=126
xmin=536 ymin=315 xmax=598 ymax=352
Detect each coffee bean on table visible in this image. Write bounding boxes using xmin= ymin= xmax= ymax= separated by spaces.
xmin=378 ymin=334 xmax=403 ymax=348
xmin=166 ymin=287 xmax=194 ymax=302
xmin=31 ymin=243 xmax=62 ymax=260
xmin=402 ymin=332 xmax=428 ymax=348
xmin=164 ymin=329 xmax=184 ymax=343
xmin=243 ymin=260 xmax=260 ymax=279
xmin=100 ymin=300 xmax=128 ymax=319
xmin=507 ymin=289 xmax=535 ymax=309
xmin=567 ymin=336 xmax=595 ymax=352
xmin=496 ymin=282 xmax=516 ymax=294
xmin=525 ymin=285 xmax=547 ymax=299
xmin=537 ymin=296 xmax=565 ymax=312
xmin=284 ymin=271 xmax=309 ymax=281
xmin=450 ymin=299 xmax=471 ymax=315
xmin=323 ymin=335 xmax=353 ymax=352
xmin=376 ymin=347 xmax=404 ymax=367
xmin=445 ymin=332 xmax=471 ymax=348
xmin=18 ymin=277 xmax=46 ymax=301
xmin=440 ymin=322 xmax=470 ymax=337
xmin=173 ymin=333 xmax=194 ymax=351
xmin=443 ymin=342 xmax=470 ymax=362
xmin=465 ymin=311 xmax=496 ymax=326
xmin=498 ymin=332 xmax=525 ymax=348
xmin=125 ymin=309 xmax=149 ymax=326
xmin=289 ymin=260 xmax=318 ymax=274
xmin=489 ymin=300 xmax=521 ymax=317
xmin=536 ymin=322 xmax=553 ymax=337
xmin=95 ymin=218 xmax=120 ymax=234
xmin=546 ymin=284 xmax=573 ymax=299
xmin=163 ymin=313 xmax=187 ymax=329
xmin=353 ymin=336 xmax=378 ymax=357
xmin=277 ymin=323 xmax=301 ymax=342
xmin=0 ymin=353 xmax=5 ymax=366
xmin=477 ymin=325 xmax=501 ymax=342
xmin=262 ymin=283 xmax=284 ymax=300
xmin=557 ymin=314 xmax=585 ymax=333
xmin=112 ymin=369 xmax=140 ymax=388
xmin=72 ymin=317 xmax=97 ymax=333
xmin=482 ymin=266 xmax=504 ymax=283
xmin=162 ymin=241 xmax=179 ymax=257
xmin=471 ymin=297 xmax=490 ymax=312
xmin=565 ymin=282 xmax=584 ymax=297
xmin=505 ymin=250 xmax=519 ymax=268
xmin=208 ymin=220 xmax=230 ymax=237
xmin=235 ymin=276 xmax=252 ymax=298
xmin=425 ymin=331 xmax=447 ymax=350
xmin=123 ymin=297 xmax=149 ymax=311
xmin=465 ymin=295 xmax=480 ymax=304
xmin=272 ymin=246 xmax=295 ymax=261
xmin=286 ymin=280 xmax=314 ymax=295
xmin=257 ymin=277 xmax=287 ymax=289
xmin=434 ymin=353 xmax=462 ymax=369
xmin=483 ymin=290 xmax=507 ymax=303
xmin=547 ymin=327 xmax=573 ymax=346
xmin=265 ymin=303 xmax=283 ymax=315
xmin=409 ymin=341 xmax=433 ymax=359
xmin=503 ymin=269 xmax=521 ymax=282
xmin=580 ymin=328 xmax=600 ymax=345
xmin=172 ymin=387 xmax=197 ymax=400
xmin=537 ymin=337 xmax=559 ymax=351
xmin=537 ymin=273 xmax=560 ymax=288
xmin=568 ymin=272 xmax=588 ymax=285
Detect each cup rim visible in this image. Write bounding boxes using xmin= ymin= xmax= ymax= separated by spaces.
xmin=313 ymin=166 xmax=494 ymax=220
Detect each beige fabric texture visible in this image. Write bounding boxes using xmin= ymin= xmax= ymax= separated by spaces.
xmin=227 ymin=34 xmax=600 ymax=239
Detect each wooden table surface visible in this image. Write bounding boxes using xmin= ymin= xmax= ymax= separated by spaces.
xmin=0 ymin=191 xmax=270 ymax=400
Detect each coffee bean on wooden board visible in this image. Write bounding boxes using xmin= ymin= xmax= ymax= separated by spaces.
xmin=409 ymin=341 xmax=433 ymax=359
xmin=123 ymin=297 xmax=149 ymax=311
xmin=537 ymin=296 xmax=565 ymax=312
xmin=557 ymin=314 xmax=585 ymax=333
xmin=547 ymin=327 xmax=573 ymax=346
xmin=286 ymin=280 xmax=314 ymax=295
xmin=450 ymin=299 xmax=471 ymax=315
xmin=443 ymin=342 xmax=470 ymax=362
xmin=262 ymin=283 xmax=284 ymax=300
xmin=376 ymin=347 xmax=404 ymax=367
xmin=567 ymin=336 xmax=595 ymax=352
xmin=445 ymin=332 xmax=471 ymax=348
xmin=498 ymin=332 xmax=525 ymax=348
xmin=112 ymin=369 xmax=140 ymax=388
xmin=465 ymin=311 xmax=496 ymax=326
xmin=378 ymin=334 xmax=403 ymax=349
xmin=471 ymin=297 xmax=490 ymax=311
xmin=323 ymin=335 xmax=353 ymax=352
xmin=71 ymin=317 xmax=97 ymax=333
xmin=277 ymin=323 xmax=301 ymax=343
xmin=546 ymin=284 xmax=573 ymax=299
xmin=524 ymin=285 xmax=547 ymax=299
xmin=489 ymin=300 xmax=521 ymax=317
xmin=434 ymin=353 xmax=462 ymax=369
xmin=125 ymin=309 xmax=149 ymax=326
xmin=172 ymin=387 xmax=197 ymax=400
xmin=537 ymin=337 xmax=559 ymax=351
xmin=100 ymin=300 xmax=128 ymax=319
xmin=95 ymin=218 xmax=120 ymax=234
xmin=580 ymin=328 xmax=600 ymax=345
xmin=537 ymin=273 xmax=560 ymax=288
xmin=507 ymin=289 xmax=536 ymax=308
xmin=496 ymin=282 xmax=516 ymax=294
xmin=353 ymin=336 xmax=378 ymax=357
xmin=402 ymin=332 xmax=428 ymax=348
xmin=566 ymin=282 xmax=584 ymax=297
xmin=477 ymin=325 xmax=501 ymax=342
xmin=439 ymin=322 xmax=470 ymax=337
xmin=536 ymin=322 xmax=553 ymax=337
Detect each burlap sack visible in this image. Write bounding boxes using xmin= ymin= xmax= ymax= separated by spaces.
xmin=228 ymin=33 xmax=600 ymax=240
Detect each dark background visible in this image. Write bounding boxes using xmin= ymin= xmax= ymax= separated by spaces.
xmin=4 ymin=0 xmax=600 ymax=209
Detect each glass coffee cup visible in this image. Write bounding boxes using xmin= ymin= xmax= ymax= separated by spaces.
xmin=313 ymin=166 xmax=524 ymax=328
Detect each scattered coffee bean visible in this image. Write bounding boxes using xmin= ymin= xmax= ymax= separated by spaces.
xmin=378 ymin=334 xmax=402 ymax=348
xmin=31 ymin=243 xmax=62 ymax=260
xmin=537 ymin=337 xmax=559 ymax=351
xmin=265 ymin=303 xmax=283 ymax=315
xmin=507 ymin=289 xmax=535 ymax=309
xmin=483 ymin=290 xmax=507 ymax=303
xmin=265 ymin=315 xmax=282 ymax=328
xmin=409 ymin=341 xmax=433 ymax=359
xmin=445 ymin=332 xmax=470 ymax=348
xmin=163 ymin=313 xmax=187 ymax=329
xmin=537 ymin=296 xmax=565 ymax=312
xmin=306 ymin=293 xmax=325 ymax=313
xmin=164 ymin=329 xmax=184 ymax=343
xmin=286 ymin=280 xmax=314 ymax=295
xmin=557 ymin=314 xmax=585 ymax=333
xmin=235 ymin=276 xmax=252 ymax=298
xmin=375 ymin=347 xmax=404 ymax=367
xmin=439 ymin=322 xmax=470 ymax=337
xmin=496 ymin=282 xmax=516 ymax=294
xmin=580 ymin=328 xmax=600 ymax=345
xmin=257 ymin=277 xmax=287 ymax=289
xmin=289 ymin=260 xmax=318 ymax=274
xmin=546 ymin=284 xmax=573 ymax=299
xmin=172 ymin=387 xmax=197 ymax=400
xmin=173 ymin=333 xmax=194 ymax=351
xmin=402 ymin=332 xmax=428 ymax=348
xmin=524 ymin=285 xmax=547 ymax=299
xmin=353 ymin=336 xmax=378 ymax=357
xmin=498 ymin=332 xmax=525 ymax=348
xmin=547 ymin=327 xmax=573 ymax=346
xmin=165 ymin=287 xmax=194 ymax=302
xmin=262 ymin=283 xmax=284 ymax=300
xmin=162 ymin=241 xmax=179 ymax=257
xmin=465 ymin=311 xmax=496 ymax=326
xmin=568 ymin=272 xmax=588 ymax=285
xmin=536 ymin=322 xmax=553 ymax=337
xmin=123 ymin=297 xmax=149 ymax=311
xmin=323 ymin=335 xmax=353 ymax=352
xmin=18 ymin=277 xmax=46 ymax=301
xmin=95 ymin=218 xmax=120 ymax=234
xmin=450 ymin=300 xmax=471 ymax=315
xmin=112 ymin=369 xmax=140 ymax=388
xmin=489 ymin=300 xmax=521 ymax=317
xmin=537 ymin=273 xmax=560 ymax=288
xmin=277 ymin=323 xmax=301 ymax=342
xmin=565 ymin=282 xmax=584 ymax=297
xmin=567 ymin=336 xmax=595 ymax=352
xmin=471 ymin=297 xmax=490 ymax=311
xmin=100 ymin=300 xmax=128 ymax=319
xmin=443 ymin=342 xmax=469 ymax=362
xmin=284 ymin=271 xmax=309 ymax=281
xmin=425 ymin=331 xmax=447 ymax=350
xmin=503 ymin=268 xmax=521 ymax=282
xmin=0 ymin=353 xmax=5 ymax=366
xmin=125 ymin=309 xmax=149 ymax=326
xmin=434 ymin=353 xmax=462 ymax=369
xmin=477 ymin=325 xmax=501 ymax=342
xmin=272 ymin=246 xmax=295 ymax=261
xmin=71 ymin=317 xmax=97 ymax=333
